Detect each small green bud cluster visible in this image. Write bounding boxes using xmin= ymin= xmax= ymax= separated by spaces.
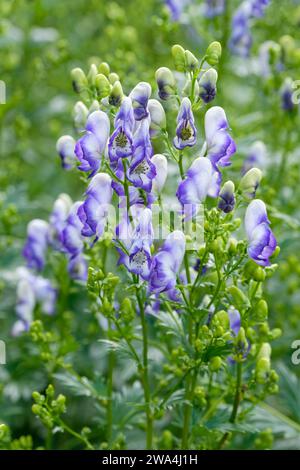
xmin=32 ymin=385 xmax=66 ymax=429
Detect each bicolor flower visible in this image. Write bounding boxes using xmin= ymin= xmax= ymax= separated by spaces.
xmin=148 ymin=230 xmax=186 ymax=297
xmin=218 ymin=181 xmax=235 ymax=213
xmin=204 ymin=0 xmax=225 ymax=18
xmin=173 ymin=98 xmax=197 ymax=150
xmin=68 ymin=254 xmax=88 ymax=281
xmin=73 ymin=101 xmax=88 ymax=132
xmin=228 ymin=307 xmax=250 ymax=361
xmin=23 ymin=219 xmax=49 ymax=271
xmin=78 ymin=173 xmax=113 ymax=238
xmin=48 ymin=193 xmax=72 ymax=248
xmin=15 ymin=271 xmax=36 ymax=331
xmin=245 ymin=199 xmax=277 ymax=267
xmin=130 ymin=82 xmax=152 ymax=121
xmin=165 ymin=0 xmax=189 ymax=21
xmin=242 ymin=141 xmax=267 ymax=174
xmin=155 ymin=67 xmax=177 ymax=100
xmin=61 ymin=201 xmax=84 ymax=257
xmin=280 ymin=77 xmax=295 ymax=112
xmin=56 ymin=135 xmax=77 ymax=170
xmin=177 ymin=157 xmax=221 ymax=219
xmin=198 ymin=69 xmax=218 ymax=104
xmin=75 ymin=110 xmax=110 ymax=177
xmin=239 ymin=168 xmax=262 ymax=199
xmin=205 ymin=106 xmax=236 ymax=167
xmin=128 ymin=208 xmax=154 ymax=279
xmin=148 ymin=99 xmax=166 ymax=138
xmin=127 ymin=119 xmax=156 ymax=192
xmin=108 ymin=97 xmax=135 ymax=165
xmin=152 ymin=154 xmax=168 ymax=194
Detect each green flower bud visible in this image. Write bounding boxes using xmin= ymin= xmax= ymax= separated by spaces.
xmin=256 ymin=299 xmax=268 ymax=321
xmin=155 ymin=67 xmax=176 ymax=100
xmin=184 ymin=50 xmax=199 ymax=71
xmin=87 ymin=63 xmax=98 ymax=86
xmin=228 ymin=286 xmax=251 ymax=309
xmin=206 ymin=41 xmax=222 ymax=66
xmin=228 ymin=238 xmax=238 ymax=256
xmin=239 ymin=168 xmax=262 ymax=199
xmin=108 ymin=72 xmax=120 ymax=84
xmin=102 ymin=297 xmax=112 ymax=315
xmin=243 ymin=260 xmax=266 ymax=282
xmin=209 ymin=356 xmax=222 ymax=371
xmin=32 ymin=404 xmax=41 ymax=415
xmin=270 ymin=328 xmax=282 ymax=340
xmin=214 ymin=310 xmax=230 ymax=330
xmin=271 ymin=245 xmax=280 ymax=259
xmin=95 ymin=74 xmax=111 ymax=98
xmin=109 ymin=80 xmax=123 ymax=106
xmin=171 ymin=44 xmax=186 ymax=71
xmin=46 ymin=384 xmax=55 ymax=399
xmin=98 ymin=62 xmax=110 ymax=76
xmin=71 ymin=68 xmax=88 ymax=93
xmin=121 ymin=298 xmax=135 ymax=322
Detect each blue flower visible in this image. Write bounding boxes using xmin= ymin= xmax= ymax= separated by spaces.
xmin=108 ymin=97 xmax=135 ymax=165
xmin=148 ymin=230 xmax=186 ymax=297
xmin=23 ymin=219 xmax=49 ymax=271
xmin=68 ymin=254 xmax=88 ymax=281
xmin=61 ymin=201 xmax=84 ymax=257
xmin=245 ymin=199 xmax=277 ymax=267
xmin=78 ymin=173 xmax=113 ymax=238
xmin=75 ymin=110 xmax=110 ymax=177
xmin=48 ymin=193 xmax=72 ymax=249
xmin=56 ymin=135 xmax=77 ymax=170
xmin=218 ymin=181 xmax=235 ymax=213
xmin=173 ymin=98 xmax=197 ymax=150
xmin=205 ymin=106 xmax=236 ymax=168
xmin=130 ymin=82 xmax=152 ymax=121
xmin=127 ymin=119 xmax=156 ymax=192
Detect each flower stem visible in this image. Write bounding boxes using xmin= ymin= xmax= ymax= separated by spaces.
xmin=106 ymin=319 xmax=114 ymax=446
xmin=137 ymin=289 xmax=153 ymax=449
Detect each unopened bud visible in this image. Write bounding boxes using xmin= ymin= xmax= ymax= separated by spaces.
xmin=206 ymin=41 xmax=222 ymax=66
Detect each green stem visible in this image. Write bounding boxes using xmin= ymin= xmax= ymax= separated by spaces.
xmin=106 ymin=320 xmax=114 ymax=446
xmin=58 ymin=419 xmax=94 ymax=450
xmin=137 ymin=289 xmax=153 ymax=449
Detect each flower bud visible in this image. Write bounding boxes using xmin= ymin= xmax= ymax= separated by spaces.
xmin=184 ymin=50 xmax=199 ymax=71
xmin=218 ymin=181 xmax=235 ymax=213
xmin=206 ymin=41 xmax=222 ymax=65
xmin=239 ymin=168 xmax=262 ymax=199
xmin=256 ymin=343 xmax=271 ymax=383
xmin=95 ymin=73 xmax=111 ymax=98
xmin=256 ymin=299 xmax=268 ymax=320
xmin=87 ymin=63 xmax=98 ymax=86
xmin=73 ymin=101 xmax=88 ymax=132
xmin=148 ymin=99 xmax=166 ymax=137
xmin=198 ymin=68 xmax=218 ymax=103
xmin=209 ymin=356 xmax=222 ymax=371
xmin=228 ymin=286 xmax=251 ymax=309
xmin=171 ymin=44 xmax=186 ymax=71
xmin=71 ymin=67 xmax=88 ymax=93
xmin=109 ymin=80 xmax=124 ymax=107
xmin=155 ymin=67 xmax=176 ymax=100
xmin=98 ymin=62 xmax=110 ymax=76
xmin=152 ymin=154 xmax=168 ymax=194
xmin=235 ymin=327 xmax=248 ymax=352
xmin=108 ymin=72 xmax=119 ymax=84
xmin=228 ymin=237 xmax=238 ymax=255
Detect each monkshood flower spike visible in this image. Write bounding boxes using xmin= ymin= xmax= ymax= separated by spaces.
xmin=23 ymin=219 xmax=49 ymax=271
xmin=75 ymin=110 xmax=110 ymax=177
xmin=245 ymin=199 xmax=277 ymax=267
xmin=78 ymin=173 xmax=113 ymax=238
xmin=130 ymin=82 xmax=152 ymax=121
xmin=174 ymin=98 xmax=197 ymax=150
xmin=61 ymin=201 xmax=84 ymax=257
xmin=149 ymin=230 xmax=186 ymax=298
xmin=128 ymin=208 xmax=154 ymax=279
xmin=108 ymin=97 xmax=135 ymax=165
xmin=127 ymin=119 xmax=156 ymax=192
xmin=205 ymin=106 xmax=236 ymax=167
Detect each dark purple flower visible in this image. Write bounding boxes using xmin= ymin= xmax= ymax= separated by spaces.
xmin=130 ymin=82 xmax=152 ymax=121
xmin=205 ymin=106 xmax=236 ymax=168
xmin=280 ymin=78 xmax=295 ymax=112
xmin=198 ymin=69 xmax=218 ymax=104
xmin=23 ymin=219 xmax=49 ymax=271
xmin=61 ymin=201 xmax=84 ymax=257
xmin=75 ymin=110 xmax=110 ymax=177
xmin=127 ymin=119 xmax=156 ymax=192
xmin=245 ymin=199 xmax=277 ymax=267
xmin=78 ymin=173 xmax=113 ymax=238
xmin=148 ymin=230 xmax=185 ymax=296
xmin=173 ymin=98 xmax=197 ymax=150
xmin=108 ymin=97 xmax=135 ymax=165
xmin=56 ymin=135 xmax=77 ymax=170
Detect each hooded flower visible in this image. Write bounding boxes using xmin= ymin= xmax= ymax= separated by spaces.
xmin=228 ymin=307 xmax=250 ymax=361
xmin=75 ymin=110 xmax=110 ymax=177
xmin=152 ymin=154 xmax=168 ymax=194
xmin=245 ymin=199 xmax=277 ymax=267
xmin=61 ymin=201 xmax=85 ymax=257
xmin=148 ymin=230 xmax=186 ymax=296
xmin=198 ymin=69 xmax=218 ymax=104
xmin=177 ymin=157 xmax=221 ymax=219
xmin=205 ymin=106 xmax=236 ymax=167
xmin=128 ymin=208 xmax=153 ymax=279
xmin=68 ymin=254 xmax=88 ymax=281
xmin=78 ymin=173 xmax=113 ymax=238
xmin=130 ymin=82 xmax=152 ymax=121
xmin=56 ymin=135 xmax=77 ymax=170
xmin=148 ymin=99 xmax=166 ymax=138
xmin=173 ymin=98 xmax=197 ymax=150
xmin=108 ymin=97 xmax=135 ymax=165
xmin=218 ymin=181 xmax=235 ymax=213
xmin=127 ymin=119 xmax=156 ymax=192
xmin=23 ymin=219 xmax=49 ymax=271
xmin=48 ymin=193 xmax=72 ymax=248
xmin=280 ymin=77 xmax=295 ymax=112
